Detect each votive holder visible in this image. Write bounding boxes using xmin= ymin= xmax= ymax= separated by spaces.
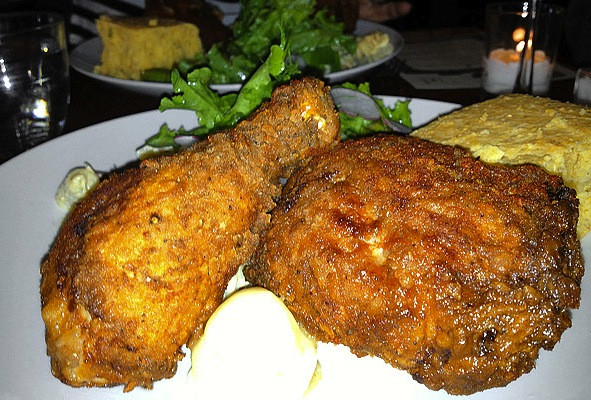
xmin=482 ymin=2 xmax=565 ymax=96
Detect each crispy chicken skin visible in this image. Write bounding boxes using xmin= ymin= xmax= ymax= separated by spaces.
xmin=40 ymin=78 xmax=339 ymax=391
xmin=245 ymin=135 xmax=583 ymax=395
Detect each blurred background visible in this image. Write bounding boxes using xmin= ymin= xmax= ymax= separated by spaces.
xmin=1 ymin=0 xmax=587 ymax=68
xmin=1 ymin=0 xmax=587 ymax=136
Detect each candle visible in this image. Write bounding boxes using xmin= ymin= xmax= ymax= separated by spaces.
xmin=482 ymin=28 xmax=553 ymax=95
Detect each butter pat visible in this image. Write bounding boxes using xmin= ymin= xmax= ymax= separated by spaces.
xmin=95 ymin=16 xmax=203 ymax=80
xmin=356 ymin=31 xmax=394 ymax=64
xmin=412 ymin=94 xmax=591 ymax=238
xmin=55 ymin=164 xmax=101 ymax=210
xmin=190 ymin=287 xmax=318 ymax=400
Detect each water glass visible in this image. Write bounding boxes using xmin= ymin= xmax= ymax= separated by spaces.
xmin=573 ymin=67 xmax=591 ymax=106
xmin=0 ymin=12 xmax=70 ymax=163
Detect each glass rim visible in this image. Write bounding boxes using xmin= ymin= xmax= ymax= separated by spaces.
xmin=0 ymin=11 xmax=65 ymax=38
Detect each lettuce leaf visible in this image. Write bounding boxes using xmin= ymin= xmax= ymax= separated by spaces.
xmin=144 ymin=43 xmax=297 ymax=148
xmin=220 ymin=0 xmax=355 ymax=81
xmin=337 ymin=82 xmax=412 ymax=140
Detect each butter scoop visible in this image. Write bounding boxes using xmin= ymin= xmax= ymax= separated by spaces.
xmin=189 ymin=287 xmax=318 ymax=400
xmin=55 ymin=164 xmax=101 ymax=210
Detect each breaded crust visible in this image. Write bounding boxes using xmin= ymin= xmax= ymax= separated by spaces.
xmin=245 ymin=135 xmax=583 ymax=395
xmin=40 ymin=78 xmax=340 ymax=391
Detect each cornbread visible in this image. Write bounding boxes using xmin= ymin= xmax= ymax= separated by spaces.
xmin=95 ymin=16 xmax=203 ymax=80
xmin=412 ymin=94 xmax=591 ymax=238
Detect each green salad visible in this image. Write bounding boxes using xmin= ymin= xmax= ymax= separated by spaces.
xmin=141 ymin=40 xmax=412 ymax=153
xmin=336 ymin=82 xmax=411 ymax=140
xmin=142 ymin=0 xmax=357 ymax=84
xmin=144 ymin=42 xmax=299 ymax=148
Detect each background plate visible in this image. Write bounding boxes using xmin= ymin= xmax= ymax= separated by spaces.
xmin=70 ymin=20 xmax=404 ymax=96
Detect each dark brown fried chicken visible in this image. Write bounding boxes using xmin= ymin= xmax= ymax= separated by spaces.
xmin=245 ymin=135 xmax=583 ymax=395
xmin=40 ymin=78 xmax=340 ymax=391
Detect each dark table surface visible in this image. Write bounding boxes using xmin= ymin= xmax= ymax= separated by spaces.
xmin=64 ymin=66 xmax=577 ymax=135
xmin=63 ymin=27 xmax=577 ymax=135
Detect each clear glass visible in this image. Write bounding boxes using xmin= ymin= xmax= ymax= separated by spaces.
xmin=573 ymin=67 xmax=591 ymax=106
xmin=0 ymin=12 xmax=70 ymax=163
xmin=482 ymin=2 xmax=565 ymax=96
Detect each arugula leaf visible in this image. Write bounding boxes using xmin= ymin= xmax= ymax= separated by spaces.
xmin=206 ymin=45 xmax=251 ymax=84
xmin=148 ymin=124 xmax=198 ymax=148
xmin=144 ymin=43 xmax=296 ymax=148
xmin=228 ymin=44 xmax=293 ymax=120
xmin=378 ymin=98 xmax=412 ymax=128
xmin=219 ymin=0 xmax=355 ymax=82
xmin=337 ymin=82 xmax=412 ymax=140
xmin=138 ymin=0 xmax=359 ymax=87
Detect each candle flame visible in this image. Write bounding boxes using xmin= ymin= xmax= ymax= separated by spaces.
xmin=515 ymin=40 xmax=533 ymax=53
xmin=489 ymin=25 xmax=549 ymax=65
xmin=513 ymin=27 xmax=533 ymax=55
xmin=512 ymin=27 xmax=526 ymax=43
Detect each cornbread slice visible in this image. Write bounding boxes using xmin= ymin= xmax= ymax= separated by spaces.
xmin=95 ymin=16 xmax=203 ymax=80
xmin=412 ymin=94 xmax=591 ymax=238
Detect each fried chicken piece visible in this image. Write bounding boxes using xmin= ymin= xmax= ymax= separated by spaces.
xmin=245 ymin=135 xmax=583 ymax=395
xmin=40 ymin=78 xmax=339 ymax=391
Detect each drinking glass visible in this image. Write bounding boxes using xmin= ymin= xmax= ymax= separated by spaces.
xmin=573 ymin=67 xmax=591 ymax=106
xmin=0 ymin=12 xmax=70 ymax=163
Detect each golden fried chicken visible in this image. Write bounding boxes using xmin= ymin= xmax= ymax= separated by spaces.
xmin=40 ymin=78 xmax=340 ymax=391
xmin=245 ymin=135 xmax=583 ymax=395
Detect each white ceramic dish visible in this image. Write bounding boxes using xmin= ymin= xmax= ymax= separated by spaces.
xmin=70 ymin=20 xmax=404 ymax=96
xmin=1 ymin=97 xmax=589 ymax=400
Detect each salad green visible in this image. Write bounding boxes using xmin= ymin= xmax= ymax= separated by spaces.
xmin=336 ymin=82 xmax=412 ymax=140
xmin=142 ymin=43 xmax=412 ymax=152
xmin=142 ymin=0 xmax=356 ymax=84
xmin=226 ymin=0 xmax=356 ymax=78
xmin=145 ymin=42 xmax=299 ymax=148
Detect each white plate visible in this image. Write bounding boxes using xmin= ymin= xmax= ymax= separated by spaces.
xmin=1 ymin=97 xmax=589 ymax=400
xmin=70 ymin=20 xmax=404 ymax=96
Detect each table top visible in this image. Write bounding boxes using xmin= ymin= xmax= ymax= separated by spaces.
xmin=62 ymin=27 xmax=578 ymax=134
